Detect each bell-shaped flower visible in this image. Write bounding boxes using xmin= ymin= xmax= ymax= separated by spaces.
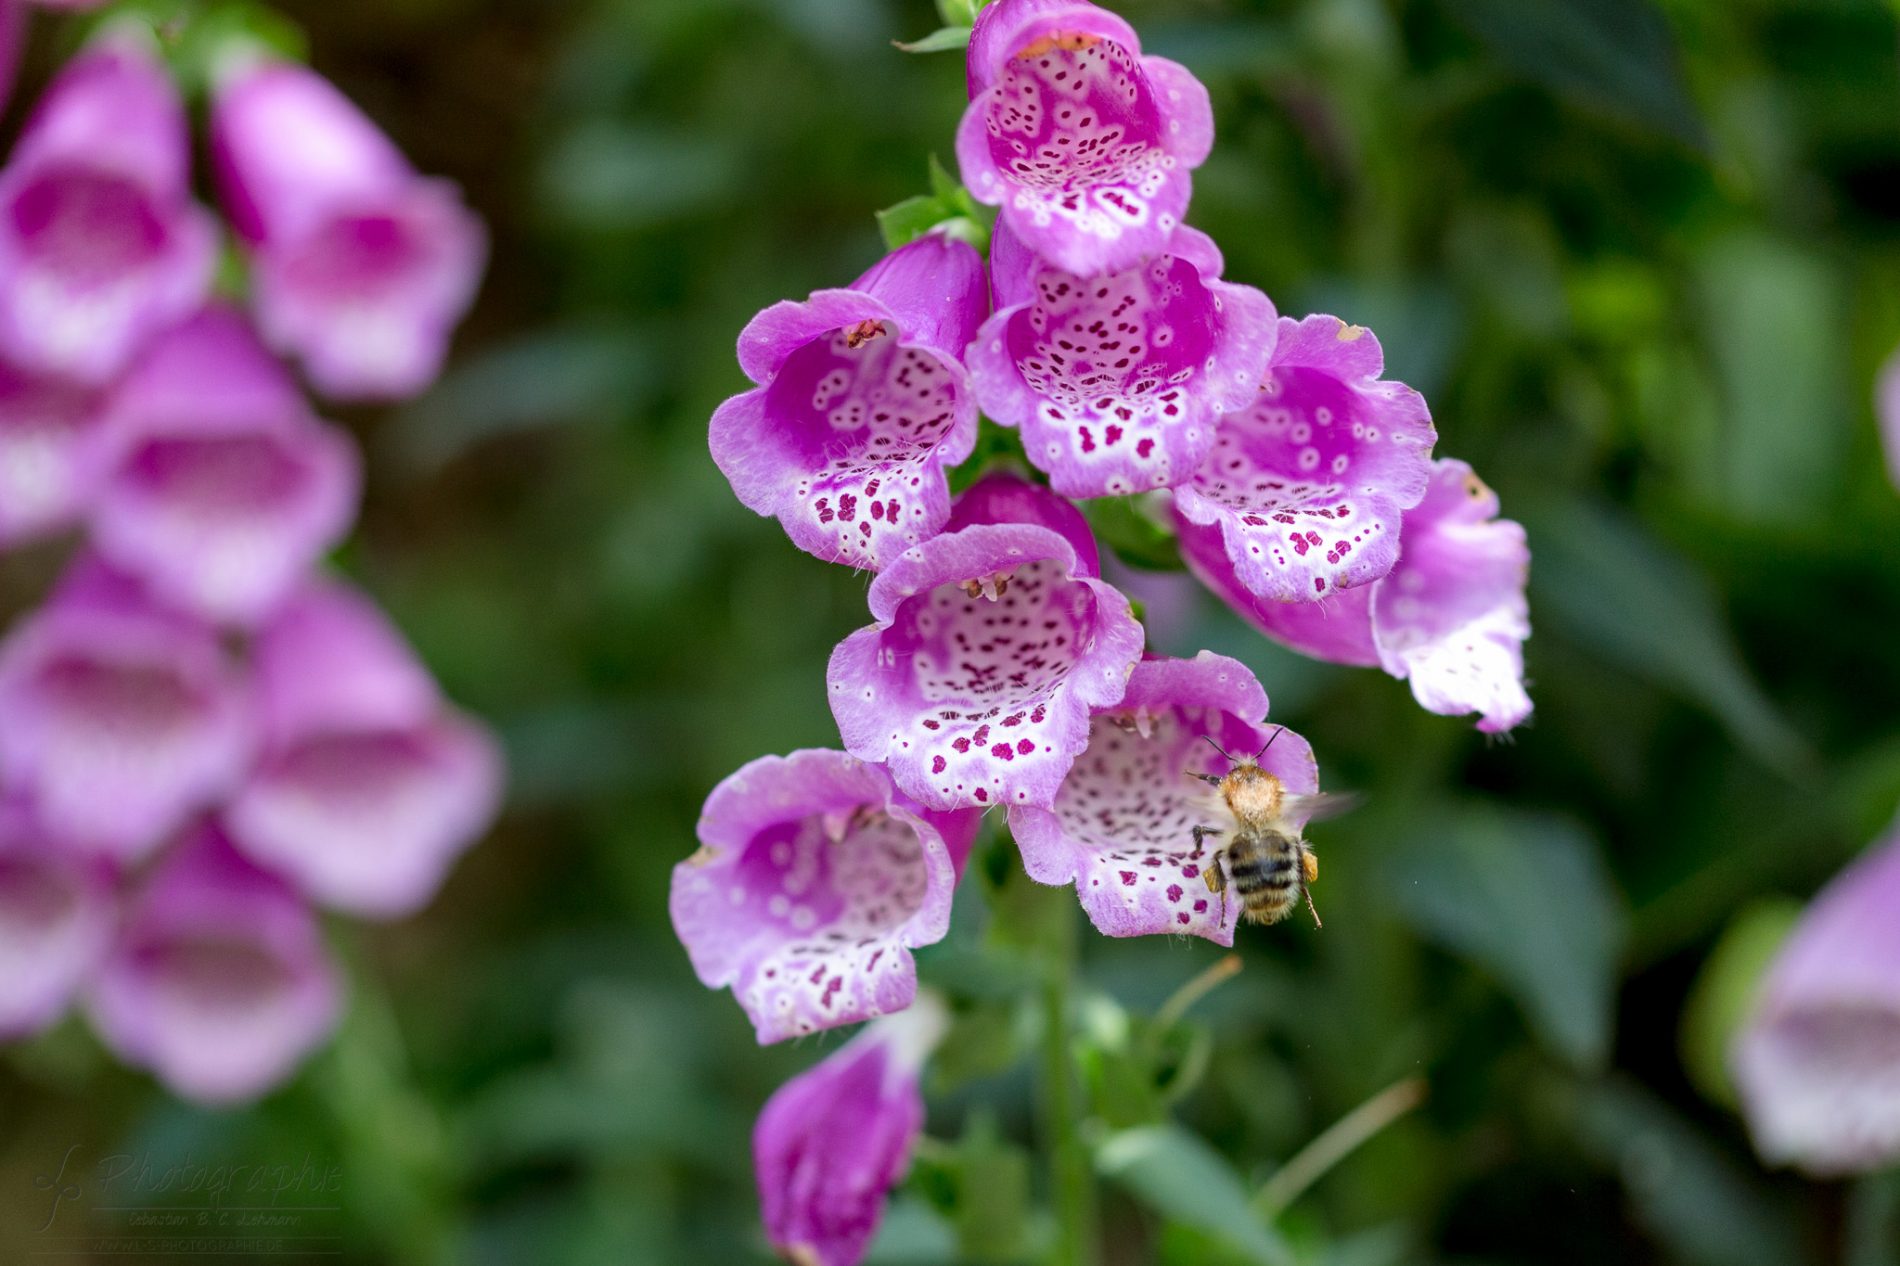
xmin=1008 ymin=652 xmax=1318 ymax=945
xmin=1172 ymin=315 xmax=1436 ymax=602
xmin=754 ymin=999 xmax=945 ymax=1266
xmin=211 ymin=53 xmax=486 ymax=401
xmin=90 ymin=306 xmax=360 ymax=627
xmin=1182 ymin=458 xmax=1531 ymax=733
xmin=711 ymin=233 xmax=989 ymax=572
xmin=0 ymin=556 xmax=252 ymax=860
xmin=967 ymin=221 xmax=1274 ymax=497
xmin=0 ymin=30 xmax=215 ymax=383
xmin=87 ymin=823 xmax=342 ymax=1105
xmin=0 ymin=354 xmax=105 ymax=546
xmin=957 ymin=0 xmax=1213 ymax=278
xmin=671 ymin=750 xmax=978 ymax=1044
xmin=828 ymin=479 xmax=1145 ymax=811
xmin=0 ymin=802 xmax=114 ymax=1039
xmin=225 ymin=578 xmax=504 ymax=919
xmin=1733 ymin=828 xmax=1900 ymax=1176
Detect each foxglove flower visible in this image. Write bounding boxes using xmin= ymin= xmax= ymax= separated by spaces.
xmin=828 ymin=483 xmax=1145 ymax=810
xmin=957 ymin=0 xmax=1213 ymax=278
xmin=0 ymin=803 xmax=114 ymax=1039
xmin=671 ymin=751 xmax=977 ymax=1043
xmin=225 ymin=578 xmax=504 ymax=919
xmin=967 ymin=221 xmax=1274 ymax=497
xmin=87 ymin=824 xmax=342 ymax=1105
xmin=1172 ymin=315 xmax=1436 ymax=602
xmin=1732 ymin=828 xmax=1900 ymax=1176
xmin=211 ymin=53 xmax=486 ymax=401
xmin=0 ymin=354 xmax=105 ymax=546
xmin=91 ymin=307 xmax=360 ymax=627
xmin=0 ymin=30 xmax=215 ymax=383
xmin=1009 ymin=652 xmax=1317 ymax=944
xmin=711 ymin=233 xmax=988 ymax=571
xmin=754 ymin=999 xmax=945 ymax=1266
xmin=0 ymin=556 xmax=252 ymax=860
xmin=1183 ymin=459 xmax=1532 ymax=733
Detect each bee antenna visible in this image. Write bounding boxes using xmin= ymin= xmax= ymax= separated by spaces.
xmin=1201 ymin=735 xmax=1236 ymax=764
xmin=1255 ymin=726 xmax=1286 ymax=762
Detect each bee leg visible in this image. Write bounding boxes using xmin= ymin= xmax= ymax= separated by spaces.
xmin=1302 ymin=884 xmax=1322 ymax=929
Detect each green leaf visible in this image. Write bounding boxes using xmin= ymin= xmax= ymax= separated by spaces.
xmin=877 ymin=195 xmax=952 ymax=251
xmin=876 ymin=158 xmax=991 ymax=252
xmin=895 ymin=25 xmax=972 ymax=54
xmin=1385 ymin=805 xmax=1625 ymax=1070
xmin=935 ymin=0 xmax=979 ymax=26
xmin=1678 ymin=900 xmax=1800 ymax=1108
xmin=1096 ymin=1125 xmax=1296 ymax=1266
xmin=1521 ymin=494 xmax=1810 ymax=772
xmin=1439 ymin=0 xmax=1706 ymax=148
xmin=1573 ymin=1081 xmax=1806 ymax=1266
xmin=1084 ymin=495 xmax=1186 ymax=572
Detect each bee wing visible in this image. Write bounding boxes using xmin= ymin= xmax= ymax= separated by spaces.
xmin=1283 ymin=791 xmax=1362 ymax=825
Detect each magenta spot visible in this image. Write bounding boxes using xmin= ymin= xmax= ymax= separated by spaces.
xmin=1119 ymin=870 xmax=1137 ymax=886
xmin=1166 ymin=884 xmax=1183 ymax=902
xmin=1193 ymin=899 xmax=1207 ymax=913
xmin=931 ymin=756 xmax=946 ymax=774
xmin=1176 ymin=912 xmax=1190 ymax=925
xmin=991 ymin=743 xmax=1014 ymax=760
xmin=1182 ymin=864 xmax=1200 ymax=878
xmin=974 ymin=788 xmax=989 ymax=802
xmin=1017 ymin=739 xmax=1035 ymax=755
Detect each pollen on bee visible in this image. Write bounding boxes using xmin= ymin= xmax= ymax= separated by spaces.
xmin=1302 ymin=851 xmax=1319 ymax=884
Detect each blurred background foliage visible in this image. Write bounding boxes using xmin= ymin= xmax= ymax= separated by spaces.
xmin=4 ymin=0 xmax=1900 ymax=1262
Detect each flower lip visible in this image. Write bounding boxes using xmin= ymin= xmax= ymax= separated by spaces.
xmin=968 ymin=221 xmax=1276 ymax=498
xmin=672 ymin=750 xmax=978 ymax=1044
xmin=1007 ymin=652 xmax=1319 ymax=946
xmin=0 ymin=801 xmax=115 ymax=1040
xmin=830 ymin=520 xmax=1145 ymax=812
xmin=1172 ymin=313 xmax=1437 ymax=604
xmin=0 ymin=354 xmax=106 ymax=545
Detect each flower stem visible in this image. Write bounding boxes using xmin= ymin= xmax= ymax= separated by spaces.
xmin=1039 ymin=901 xmax=1098 ymax=1266
xmin=1254 ymin=1076 xmax=1427 ymax=1220
xmin=1153 ymin=953 xmax=1243 ymax=1035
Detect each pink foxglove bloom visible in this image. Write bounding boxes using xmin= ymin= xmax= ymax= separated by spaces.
xmin=0 ymin=803 xmax=114 ymax=1039
xmin=967 ymin=221 xmax=1274 ymax=497
xmin=226 ymin=578 xmax=504 ymax=919
xmin=1733 ymin=828 xmax=1900 ymax=1176
xmin=88 ymin=824 xmax=342 ymax=1105
xmin=671 ymin=750 xmax=977 ymax=1043
xmin=711 ymin=233 xmax=988 ymax=571
xmin=0 ymin=354 xmax=105 ymax=546
xmin=0 ymin=31 xmax=215 ymax=384
xmin=1879 ymin=347 xmax=1900 ymax=493
xmin=91 ymin=307 xmax=360 ymax=627
xmin=828 ymin=480 xmax=1145 ymax=811
xmin=1183 ymin=458 xmax=1532 ymax=733
xmin=957 ymin=0 xmax=1213 ymax=278
xmin=1009 ymin=652 xmax=1317 ymax=944
xmin=754 ymin=999 xmax=945 ymax=1266
xmin=0 ymin=556 xmax=252 ymax=860
xmin=211 ymin=54 xmax=486 ymax=401
xmin=1172 ymin=315 xmax=1436 ymax=602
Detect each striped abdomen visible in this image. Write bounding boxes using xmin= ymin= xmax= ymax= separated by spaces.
xmin=1226 ymin=828 xmax=1304 ymax=925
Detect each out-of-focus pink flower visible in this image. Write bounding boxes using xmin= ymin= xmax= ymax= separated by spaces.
xmin=1009 ymin=653 xmax=1318 ymax=945
xmin=754 ymin=999 xmax=945 ymax=1266
xmin=711 ymin=233 xmax=989 ymax=571
xmin=1733 ymin=828 xmax=1900 ymax=1176
xmin=91 ymin=307 xmax=361 ymax=627
xmin=211 ymin=54 xmax=486 ymax=401
xmin=0 ymin=30 xmax=215 ymax=383
xmin=1182 ymin=458 xmax=1532 ymax=733
xmin=967 ymin=221 xmax=1275 ymax=498
xmin=225 ymin=578 xmax=504 ymax=919
xmin=0 ymin=353 xmax=106 ymax=547
xmin=87 ymin=823 xmax=342 ymax=1105
xmin=671 ymin=750 xmax=977 ymax=1043
xmin=957 ymin=0 xmax=1213 ymax=278
xmin=0 ymin=556 xmax=252 ymax=861
xmin=0 ymin=802 xmax=114 ymax=1039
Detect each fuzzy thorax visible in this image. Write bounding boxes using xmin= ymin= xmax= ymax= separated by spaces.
xmin=1219 ymin=764 xmax=1284 ymax=830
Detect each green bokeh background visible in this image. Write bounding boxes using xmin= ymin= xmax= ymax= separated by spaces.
xmin=4 ymin=0 xmax=1900 ymax=1262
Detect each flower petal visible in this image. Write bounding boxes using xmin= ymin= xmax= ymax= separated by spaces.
xmin=0 ymin=803 xmax=114 ymax=1039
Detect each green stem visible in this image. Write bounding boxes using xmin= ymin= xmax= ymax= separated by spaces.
xmin=1254 ymin=1076 xmax=1427 ymax=1220
xmin=1038 ymin=903 xmax=1098 ymax=1266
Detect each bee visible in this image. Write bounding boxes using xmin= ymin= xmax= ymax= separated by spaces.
xmin=1187 ymin=729 xmax=1350 ymax=929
